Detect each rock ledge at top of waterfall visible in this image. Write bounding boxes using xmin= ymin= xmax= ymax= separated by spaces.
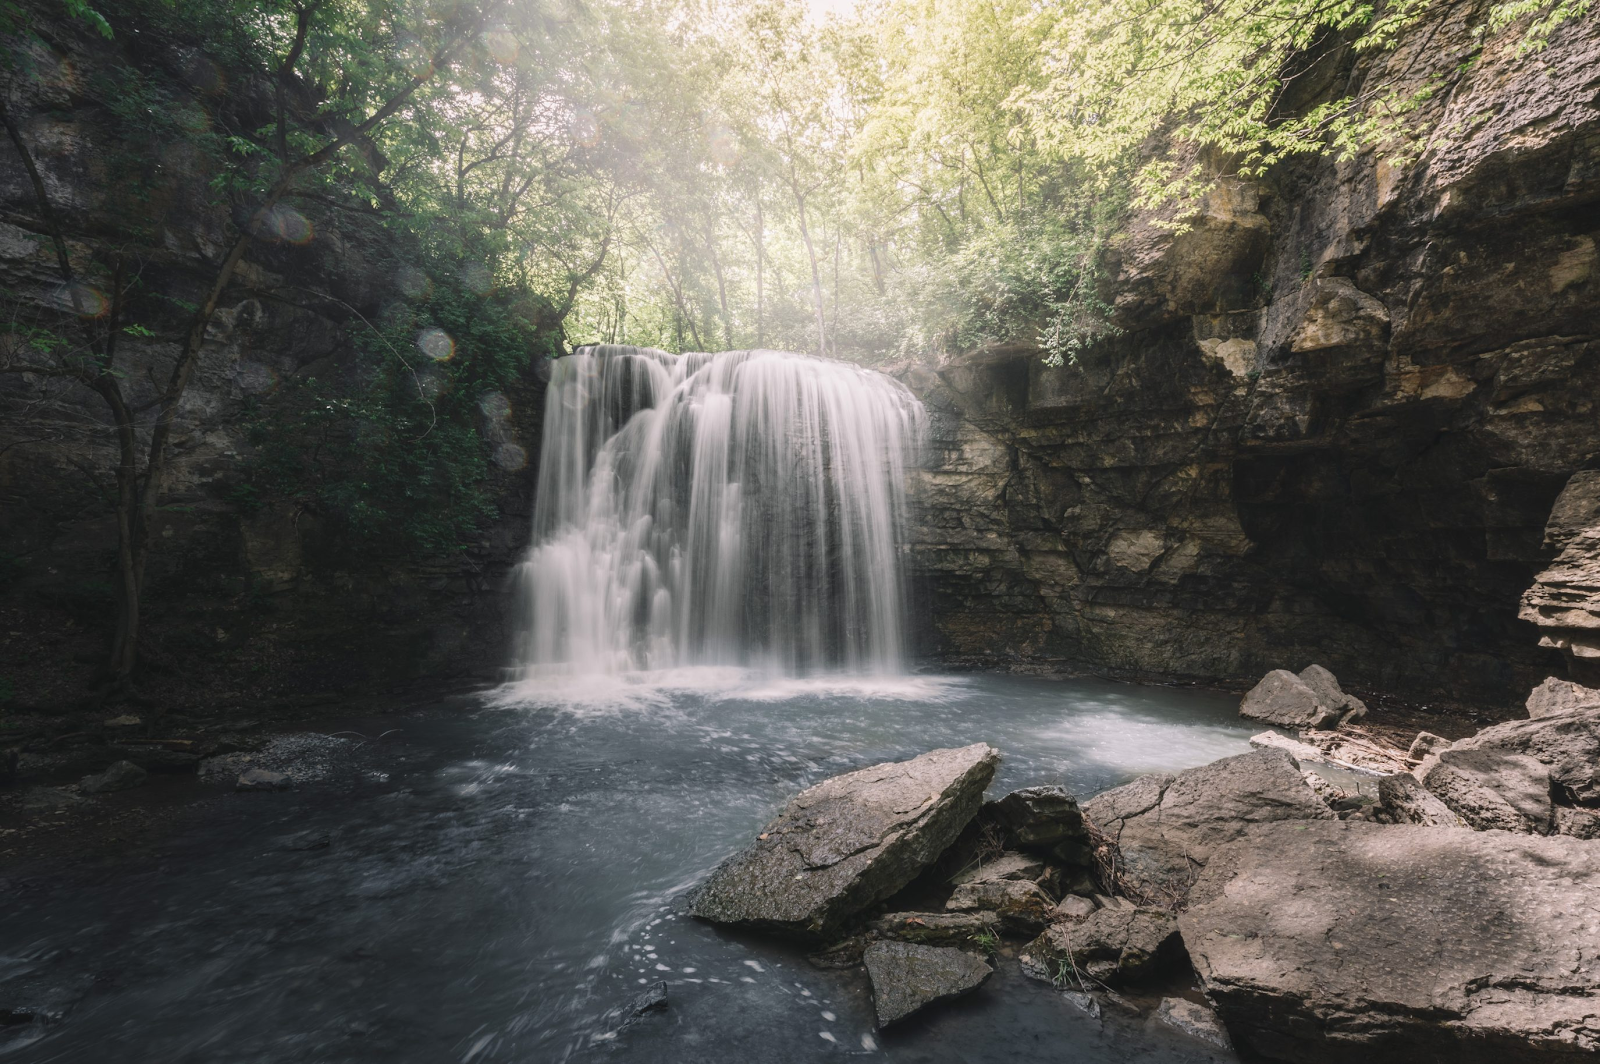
xmin=688 ymin=744 xmax=1000 ymax=940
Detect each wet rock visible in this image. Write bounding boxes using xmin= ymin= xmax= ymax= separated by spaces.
xmin=1021 ymin=906 xmax=1180 ymax=986
xmin=945 ymin=878 xmax=1054 ymax=934
xmin=1181 ymin=821 xmax=1600 ymax=1063
xmin=1060 ymin=990 xmax=1101 ymax=1019
xmin=948 ymin=851 xmax=1044 ymax=886
xmin=1418 ymin=749 xmax=1553 ymax=834
xmin=1376 ymin=772 xmax=1462 ymax=827
xmin=236 ymin=768 xmax=292 ymax=792
xmin=109 ymin=743 xmax=200 ymax=773
xmin=1526 ymin=677 xmax=1600 ymax=718
xmin=1155 ymin=997 xmax=1232 ymax=1050
xmin=80 ymin=759 xmax=147 ymax=794
xmin=22 ymin=786 xmax=87 ymax=811
xmin=1451 ymin=707 xmax=1600 ymax=805
xmin=986 ymin=785 xmax=1092 ymax=864
xmin=868 ymin=912 xmax=997 ymax=950
xmin=1082 ymin=748 xmax=1333 ymax=903
xmin=862 ymin=941 xmax=991 ymax=1027
xmin=627 ymin=980 xmax=668 ymax=1018
xmin=1407 ymin=731 xmax=1453 ymax=759
xmin=1052 ymin=894 xmax=1098 ymax=923
xmin=689 ymin=744 xmax=1000 ymax=939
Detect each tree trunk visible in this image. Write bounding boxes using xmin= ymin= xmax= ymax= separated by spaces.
xmin=790 ymin=178 xmax=827 ymax=356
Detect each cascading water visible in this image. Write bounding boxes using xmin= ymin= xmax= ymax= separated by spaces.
xmin=507 ymin=344 xmax=925 ymax=685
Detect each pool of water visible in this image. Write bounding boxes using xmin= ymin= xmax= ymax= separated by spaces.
xmin=0 ymin=673 xmax=1252 ymax=1063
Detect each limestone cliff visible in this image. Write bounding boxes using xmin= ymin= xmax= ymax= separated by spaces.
xmin=900 ymin=5 xmax=1600 ymax=707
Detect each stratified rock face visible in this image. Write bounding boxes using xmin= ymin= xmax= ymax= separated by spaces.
xmin=1521 ymin=472 xmax=1600 ymax=681
xmin=1527 ymin=676 xmax=1600 ymax=719
xmin=1181 ymin=822 xmax=1600 ymax=1064
xmin=1082 ymin=748 xmax=1333 ymax=901
xmin=689 ymin=744 xmax=1000 ymax=939
xmin=1021 ymin=906 xmax=1179 ymax=986
xmin=899 ymin=12 xmax=1600 ymax=707
xmin=1450 ymin=708 xmax=1600 ymax=805
xmin=1418 ymin=749 xmax=1553 ymax=834
xmin=862 ymin=942 xmax=991 ymax=1027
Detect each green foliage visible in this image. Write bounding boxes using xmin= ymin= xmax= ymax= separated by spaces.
xmin=238 ymin=264 xmax=552 ymax=560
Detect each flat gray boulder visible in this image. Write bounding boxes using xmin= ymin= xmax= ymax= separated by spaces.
xmin=863 ymin=941 xmax=991 ymax=1027
xmin=1181 ymin=821 xmax=1600 ymax=1063
xmin=1418 ymin=749 xmax=1553 ymax=834
xmin=1083 ymin=748 xmax=1333 ymax=902
xmin=1451 ymin=707 xmax=1600 ymax=804
xmin=689 ymin=743 xmax=999 ymax=939
xmin=1526 ymin=677 xmax=1600 ymax=718
xmin=1240 ymin=665 xmax=1365 ymax=730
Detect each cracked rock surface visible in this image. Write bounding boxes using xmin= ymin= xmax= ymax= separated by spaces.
xmin=1180 ymin=821 xmax=1600 ymax=1063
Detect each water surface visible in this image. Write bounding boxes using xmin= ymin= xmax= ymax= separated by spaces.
xmin=1 ymin=673 xmax=1249 ymax=1063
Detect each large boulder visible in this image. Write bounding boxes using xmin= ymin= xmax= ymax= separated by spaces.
xmin=1526 ymin=677 xmax=1600 ymax=718
xmin=1020 ymin=906 xmax=1180 ymax=986
xmin=862 ymin=942 xmax=991 ymax=1027
xmin=1181 ymin=822 xmax=1600 ymax=1063
xmin=1082 ymin=748 xmax=1334 ymax=902
xmin=689 ymin=744 xmax=1000 ymax=939
xmin=1449 ymin=707 xmax=1600 ymax=805
xmin=1418 ymin=749 xmax=1553 ymax=834
xmin=1239 ymin=666 xmax=1365 ymax=729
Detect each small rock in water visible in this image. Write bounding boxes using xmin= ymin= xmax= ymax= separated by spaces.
xmin=863 ymin=942 xmax=991 ymax=1027
xmin=1154 ymin=997 xmax=1231 ymax=1049
xmin=1059 ymin=990 xmax=1100 ymax=1019
xmin=80 ymin=759 xmax=147 ymax=794
xmin=236 ymin=768 xmax=292 ymax=792
xmin=628 ymin=980 xmax=668 ymax=1018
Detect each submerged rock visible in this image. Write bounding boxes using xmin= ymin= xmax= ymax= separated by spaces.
xmin=236 ymin=768 xmax=292 ymax=792
xmin=689 ymin=744 xmax=1000 ymax=939
xmin=80 ymin=760 xmax=147 ymax=794
xmin=1154 ymin=997 xmax=1232 ymax=1050
xmin=1239 ymin=665 xmax=1365 ymax=730
xmin=862 ymin=941 xmax=991 ymax=1027
xmin=1021 ymin=906 xmax=1179 ymax=986
xmin=1450 ymin=706 xmax=1600 ymax=805
xmin=1181 ymin=821 xmax=1600 ymax=1063
xmin=1082 ymin=748 xmax=1333 ymax=903
xmin=1418 ymin=749 xmax=1553 ymax=834
xmin=627 ymin=980 xmax=668 ymax=1019
xmin=1526 ymin=677 xmax=1600 ymax=718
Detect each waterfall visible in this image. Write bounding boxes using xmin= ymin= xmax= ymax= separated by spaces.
xmin=509 ymin=344 xmax=925 ymax=682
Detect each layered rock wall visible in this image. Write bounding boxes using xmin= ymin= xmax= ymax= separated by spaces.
xmin=901 ymin=6 xmax=1600 ymax=706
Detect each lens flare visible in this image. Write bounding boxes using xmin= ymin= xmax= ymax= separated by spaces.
xmin=706 ymin=124 xmax=741 ymax=167
xmin=418 ymin=327 xmax=455 ymax=362
xmin=569 ymin=109 xmax=600 ymax=148
xmin=396 ymin=266 xmax=433 ymax=300
xmin=478 ymin=391 xmax=511 ymax=419
xmin=481 ymin=27 xmax=519 ymax=64
xmin=493 ymin=443 xmax=528 ymax=471
xmin=257 ymin=205 xmax=313 ymax=245
xmin=56 ymin=282 xmax=107 ymax=318
xmin=459 ymin=262 xmax=493 ymax=296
